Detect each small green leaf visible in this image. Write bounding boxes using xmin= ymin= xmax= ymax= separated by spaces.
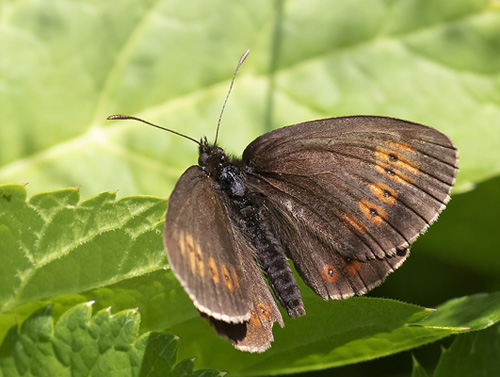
xmin=411 ymin=355 xmax=431 ymax=377
xmin=0 ymin=302 xmax=223 ymax=377
xmin=416 ymin=292 xmax=500 ymax=331
xmin=433 ymin=324 xmax=500 ymax=377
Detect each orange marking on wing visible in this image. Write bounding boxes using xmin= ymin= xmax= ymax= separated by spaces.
xmin=369 ymin=183 xmax=397 ymax=205
xmin=375 ymin=146 xmax=419 ymax=176
xmin=230 ymin=266 xmax=240 ymax=289
xmin=195 ymin=244 xmax=204 ymax=277
xmin=208 ymin=257 xmax=219 ymax=283
xmin=221 ymin=264 xmax=234 ymax=291
xmin=178 ymin=231 xmax=186 ymax=255
xmin=342 ymin=257 xmax=362 ymax=275
xmin=250 ymin=308 xmax=262 ymax=327
xmin=321 ymin=264 xmax=339 ymax=283
xmin=256 ymin=302 xmax=271 ymax=321
xmin=188 ymin=248 xmax=196 ymax=274
xmin=183 ymin=232 xmax=201 ymax=275
xmin=343 ymin=214 xmax=367 ymax=233
xmin=185 ymin=233 xmax=194 ymax=252
xmin=385 ymin=140 xmax=416 ymax=153
xmin=375 ymin=163 xmax=412 ymax=185
xmin=358 ymin=200 xmax=388 ymax=226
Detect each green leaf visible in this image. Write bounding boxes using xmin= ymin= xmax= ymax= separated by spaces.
xmin=433 ymin=324 xmax=500 ymax=377
xmin=411 ymin=324 xmax=500 ymax=377
xmin=0 ymin=302 xmax=223 ymax=377
xmin=170 ymin=291 xmax=500 ymax=375
xmin=0 ymin=184 xmax=167 ymax=340
xmin=411 ymin=355 xmax=431 ymax=377
xmin=409 ymin=295 xmax=500 ymax=377
xmin=1 ymin=0 xmax=500 ymax=199
xmin=415 ymin=175 xmax=500 ymax=281
xmin=416 ymin=292 xmax=500 ymax=331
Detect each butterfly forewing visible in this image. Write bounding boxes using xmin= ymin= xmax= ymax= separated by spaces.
xmin=164 ymin=166 xmax=283 ymax=351
xmin=243 ymin=116 xmax=458 ymax=298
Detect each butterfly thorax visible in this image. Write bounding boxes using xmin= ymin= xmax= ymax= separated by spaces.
xmin=198 ymin=139 xmax=248 ymax=197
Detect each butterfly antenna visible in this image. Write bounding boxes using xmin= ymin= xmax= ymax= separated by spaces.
xmin=214 ymin=49 xmax=250 ymax=144
xmin=106 ymin=114 xmax=201 ymax=146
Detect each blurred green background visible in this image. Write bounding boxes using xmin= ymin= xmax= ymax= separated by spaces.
xmin=1 ymin=0 xmax=499 ymax=376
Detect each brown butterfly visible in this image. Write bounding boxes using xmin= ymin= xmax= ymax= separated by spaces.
xmin=108 ymin=50 xmax=458 ymax=352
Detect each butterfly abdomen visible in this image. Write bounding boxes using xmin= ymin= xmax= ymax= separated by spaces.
xmin=217 ymin=163 xmax=306 ymax=318
xmin=251 ymin=216 xmax=306 ymax=318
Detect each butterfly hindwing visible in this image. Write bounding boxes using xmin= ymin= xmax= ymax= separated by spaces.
xmin=164 ymin=166 xmax=283 ymax=352
xmin=246 ymin=176 xmax=410 ymax=299
xmin=243 ymin=116 xmax=458 ymax=298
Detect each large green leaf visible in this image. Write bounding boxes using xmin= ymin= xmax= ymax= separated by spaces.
xmin=0 ymin=302 xmax=223 ymax=377
xmin=1 ymin=0 xmax=500 ymax=200
xmin=169 ymin=292 xmax=500 ymax=375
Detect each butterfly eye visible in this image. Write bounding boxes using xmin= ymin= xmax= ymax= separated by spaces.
xmin=198 ymin=151 xmax=210 ymax=166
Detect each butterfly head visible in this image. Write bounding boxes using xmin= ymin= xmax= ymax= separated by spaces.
xmin=198 ymin=137 xmax=226 ymax=177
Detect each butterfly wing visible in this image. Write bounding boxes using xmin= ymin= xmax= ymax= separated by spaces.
xmin=164 ymin=166 xmax=284 ymax=351
xmin=242 ymin=115 xmax=458 ymax=299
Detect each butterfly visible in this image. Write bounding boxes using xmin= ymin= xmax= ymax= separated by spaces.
xmin=108 ymin=50 xmax=459 ymax=352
